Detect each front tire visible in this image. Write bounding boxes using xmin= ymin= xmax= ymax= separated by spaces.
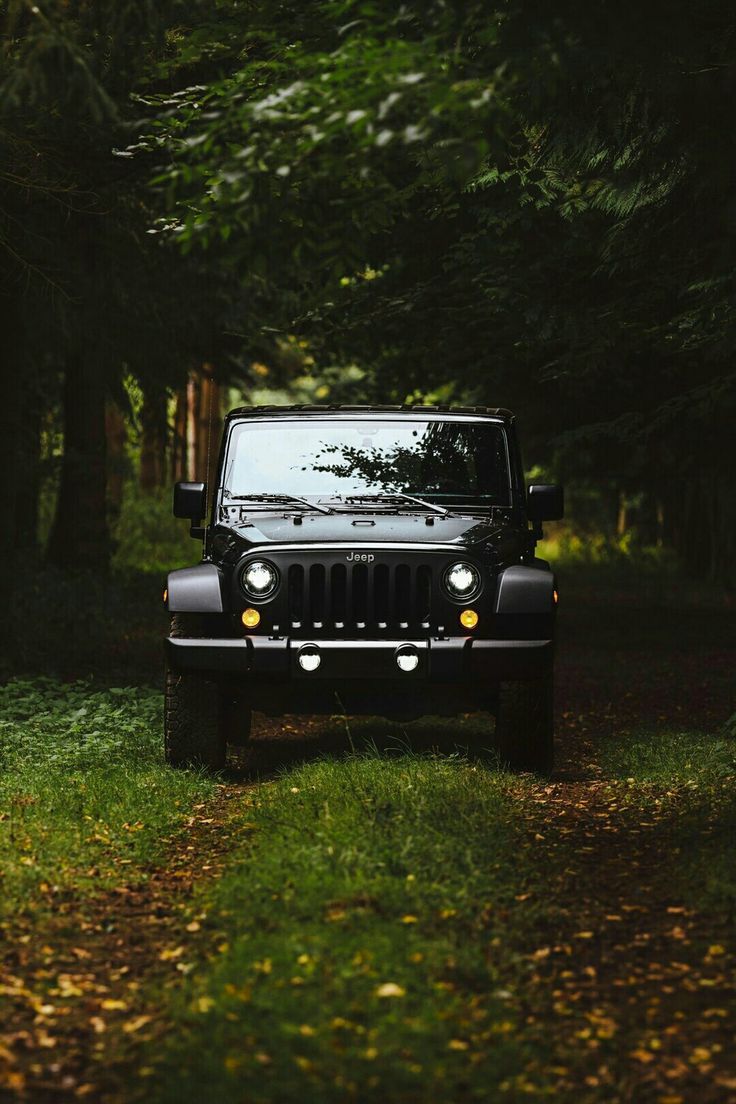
xmin=494 ymin=675 xmax=554 ymax=775
xmin=164 ymin=614 xmax=227 ymax=770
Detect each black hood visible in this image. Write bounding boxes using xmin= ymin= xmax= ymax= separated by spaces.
xmin=214 ymin=509 xmax=519 ymax=556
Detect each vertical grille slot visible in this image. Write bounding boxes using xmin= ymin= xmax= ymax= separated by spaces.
xmin=288 ymin=564 xmax=304 ymax=625
xmin=374 ymin=564 xmax=389 ymax=625
xmin=331 ymin=563 xmax=347 ymax=624
xmin=309 ymin=564 xmax=325 ymax=625
xmin=352 ymin=563 xmax=368 ymax=624
xmin=417 ymin=565 xmax=431 ymax=626
xmin=395 ymin=565 xmax=411 ymax=625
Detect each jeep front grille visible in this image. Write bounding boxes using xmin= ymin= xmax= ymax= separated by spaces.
xmin=287 ymin=561 xmax=433 ymax=633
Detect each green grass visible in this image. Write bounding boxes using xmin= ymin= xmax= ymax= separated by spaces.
xmin=598 ymin=727 xmax=736 ymax=785
xmin=126 ymin=721 xmax=736 ymax=1103
xmin=132 ymin=753 xmax=558 ymax=1103
xmin=598 ymin=727 xmax=736 ymax=915
xmin=0 ymin=678 xmax=215 ymax=917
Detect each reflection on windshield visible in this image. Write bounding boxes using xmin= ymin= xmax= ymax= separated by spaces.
xmin=224 ymin=419 xmax=510 ymax=505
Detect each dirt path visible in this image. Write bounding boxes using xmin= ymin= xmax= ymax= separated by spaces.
xmin=1 ymin=613 xmax=734 ymax=1102
xmin=0 ymin=785 xmax=256 ymax=1101
xmin=514 ymin=778 xmax=736 ymax=1102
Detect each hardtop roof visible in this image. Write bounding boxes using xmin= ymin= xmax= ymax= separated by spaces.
xmin=225 ymin=403 xmax=514 ymax=420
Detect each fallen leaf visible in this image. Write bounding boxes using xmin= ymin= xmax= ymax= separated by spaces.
xmin=123 ymin=1015 xmax=152 ymax=1034
xmin=375 ymin=983 xmax=406 ymax=998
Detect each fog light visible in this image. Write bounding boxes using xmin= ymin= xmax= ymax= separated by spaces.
xmin=298 ymin=644 xmax=321 ymax=672
xmin=242 ymin=608 xmax=261 ymax=628
xmin=460 ymin=609 xmax=479 ymax=630
xmin=395 ymin=644 xmax=420 ymax=673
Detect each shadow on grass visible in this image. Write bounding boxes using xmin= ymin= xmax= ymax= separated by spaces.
xmin=227 ymin=712 xmax=498 ymax=782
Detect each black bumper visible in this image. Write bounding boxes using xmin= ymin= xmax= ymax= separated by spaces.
xmin=166 ymin=635 xmax=553 ymax=682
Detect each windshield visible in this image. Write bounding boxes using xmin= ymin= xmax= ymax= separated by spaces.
xmin=222 ymin=417 xmax=512 ymax=507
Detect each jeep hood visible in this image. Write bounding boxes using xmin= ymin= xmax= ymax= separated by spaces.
xmin=217 ymin=511 xmax=514 ymax=552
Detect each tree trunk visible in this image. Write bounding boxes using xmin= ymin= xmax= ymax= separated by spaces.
xmin=0 ymin=291 xmax=24 ymax=620
xmin=106 ymin=401 xmax=127 ymax=521
xmin=140 ymin=389 xmax=167 ymax=491
xmin=46 ymin=352 xmax=110 ymax=571
xmin=197 ymin=364 xmax=222 ymax=493
xmin=14 ymin=385 xmax=42 ymax=556
xmin=172 ymin=388 xmax=187 ymax=481
xmin=186 ymin=375 xmax=198 ymax=481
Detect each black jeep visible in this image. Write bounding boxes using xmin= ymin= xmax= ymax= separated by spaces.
xmin=164 ymin=405 xmax=563 ymax=773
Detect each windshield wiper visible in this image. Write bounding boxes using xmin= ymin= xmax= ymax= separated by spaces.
xmin=340 ymin=493 xmax=449 ymax=516
xmin=222 ymin=493 xmax=332 ymax=515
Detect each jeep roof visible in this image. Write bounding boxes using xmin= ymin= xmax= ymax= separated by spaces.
xmin=225 ymin=403 xmax=515 ymax=420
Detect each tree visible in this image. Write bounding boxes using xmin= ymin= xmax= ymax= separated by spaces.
xmin=141 ymin=0 xmax=736 ymax=580
xmin=0 ymin=0 xmax=241 ymax=569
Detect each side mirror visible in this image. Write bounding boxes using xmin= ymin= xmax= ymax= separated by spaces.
xmin=527 ymin=483 xmax=564 ymax=522
xmin=173 ymin=481 xmax=207 ymax=522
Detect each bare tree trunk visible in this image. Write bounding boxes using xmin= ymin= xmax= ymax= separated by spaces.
xmin=186 ymin=375 xmax=198 ymax=481
xmin=46 ymin=352 xmax=110 ymax=571
xmin=0 ymin=291 xmax=24 ymax=598
xmin=106 ymin=401 xmax=127 ymax=521
xmin=14 ymin=385 xmax=42 ymax=556
xmin=140 ymin=389 xmax=167 ymax=491
xmin=172 ymin=388 xmax=187 ymax=481
xmin=197 ymin=364 xmax=223 ymax=494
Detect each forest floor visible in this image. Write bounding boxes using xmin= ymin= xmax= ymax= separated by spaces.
xmin=1 ymin=568 xmax=735 ymax=1103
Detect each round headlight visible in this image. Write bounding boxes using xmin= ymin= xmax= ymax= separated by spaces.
xmin=444 ymin=561 xmax=480 ymax=599
xmin=241 ymin=560 xmax=279 ymax=600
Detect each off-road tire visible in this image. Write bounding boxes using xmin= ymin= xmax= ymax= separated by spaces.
xmin=494 ymin=675 xmax=554 ymax=775
xmin=164 ymin=613 xmax=227 ymax=770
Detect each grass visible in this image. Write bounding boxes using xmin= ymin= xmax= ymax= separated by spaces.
xmin=123 ymin=724 xmax=736 ymax=1104
xmin=1 ymin=681 xmax=734 ymax=1100
xmin=132 ymin=752 xmax=557 ymax=1103
xmin=597 ymin=727 xmax=736 ymax=917
xmin=598 ymin=727 xmax=736 ymax=785
xmin=0 ymin=678 xmax=215 ymax=918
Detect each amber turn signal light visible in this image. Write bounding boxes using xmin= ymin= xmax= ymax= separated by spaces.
xmin=163 ymin=588 xmax=168 ymax=604
xmin=242 ymin=608 xmax=261 ymax=628
xmin=459 ymin=609 xmax=479 ymax=630
xmin=553 ymin=589 xmax=559 ymax=605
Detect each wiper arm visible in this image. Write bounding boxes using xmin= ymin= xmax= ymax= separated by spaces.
xmin=343 ymin=493 xmax=449 ymax=516
xmin=392 ymin=492 xmax=449 ymax=516
xmin=223 ymin=493 xmax=332 ymax=515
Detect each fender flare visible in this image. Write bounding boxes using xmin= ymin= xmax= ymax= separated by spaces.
xmin=494 ymin=564 xmax=556 ymax=615
xmin=167 ymin=564 xmax=224 ymax=613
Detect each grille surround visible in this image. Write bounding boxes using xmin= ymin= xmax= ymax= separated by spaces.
xmin=233 ymin=548 xmax=490 ymax=638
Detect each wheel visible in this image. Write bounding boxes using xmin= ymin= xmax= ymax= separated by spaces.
xmin=164 ymin=613 xmax=227 ymax=770
xmin=494 ymin=675 xmax=554 ymax=775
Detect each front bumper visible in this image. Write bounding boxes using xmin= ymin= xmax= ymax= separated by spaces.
xmin=166 ymin=635 xmax=553 ymax=682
